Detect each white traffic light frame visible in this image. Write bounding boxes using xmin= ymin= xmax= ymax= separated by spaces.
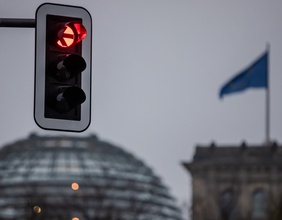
xmin=34 ymin=3 xmax=92 ymax=132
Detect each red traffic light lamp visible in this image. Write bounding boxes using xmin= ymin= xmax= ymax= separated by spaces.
xmin=48 ymin=21 xmax=87 ymax=48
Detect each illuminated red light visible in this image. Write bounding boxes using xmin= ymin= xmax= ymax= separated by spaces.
xmin=56 ymin=22 xmax=87 ymax=48
xmin=57 ymin=26 xmax=75 ymax=48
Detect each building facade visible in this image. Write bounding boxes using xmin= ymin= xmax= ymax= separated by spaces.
xmin=183 ymin=142 xmax=282 ymax=220
xmin=0 ymin=134 xmax=182 ymax=220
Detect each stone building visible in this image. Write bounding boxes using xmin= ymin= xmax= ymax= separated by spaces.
xmin=182 ymin=142 xmax=282 ymax=220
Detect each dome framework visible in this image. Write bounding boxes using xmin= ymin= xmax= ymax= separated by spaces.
xmin=0 ymin=134 xmax=182 ymax=220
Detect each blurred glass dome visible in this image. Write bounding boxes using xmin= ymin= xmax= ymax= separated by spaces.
xmin=0 ymin=134 xmax=182 ymax=220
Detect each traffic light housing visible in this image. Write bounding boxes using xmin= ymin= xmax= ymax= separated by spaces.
xmin=34 ymin=3 xmax=92 ymax=132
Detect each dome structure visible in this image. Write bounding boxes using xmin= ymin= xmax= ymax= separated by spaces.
xmin=0 ymin=134 xmax=182 ymax=220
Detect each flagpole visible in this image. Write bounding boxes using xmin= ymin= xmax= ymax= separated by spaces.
xmin=266 ymin=43 xmax=270 ymax=146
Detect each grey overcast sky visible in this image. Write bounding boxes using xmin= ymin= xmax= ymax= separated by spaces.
xmin=1 ymin=0 xmax=282 ymax=218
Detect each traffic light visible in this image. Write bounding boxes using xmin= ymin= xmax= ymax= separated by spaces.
xmin=34 ymin=3 xmax=92 ymax=132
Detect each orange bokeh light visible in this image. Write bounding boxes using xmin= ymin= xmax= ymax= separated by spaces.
xmin=33 ymin=206 xmax=41 ymax=214
xmin=71 ymin=182 xmax=79 ymax=190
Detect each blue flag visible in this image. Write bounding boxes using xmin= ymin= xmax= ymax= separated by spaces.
xmin=219 ymin=52 xmax=268 ymax=98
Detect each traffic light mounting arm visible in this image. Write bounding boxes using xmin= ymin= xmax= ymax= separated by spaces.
xmin=0 ymin=18 xmax=35 ymax=28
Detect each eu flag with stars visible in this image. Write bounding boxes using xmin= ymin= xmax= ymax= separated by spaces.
xmin=219 ymin=51 xmax=268 ymax=98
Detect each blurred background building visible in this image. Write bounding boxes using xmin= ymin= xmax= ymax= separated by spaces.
xmin=183 ymin=142 xmax=282 ymax=220
xmin=0 ymin=134 xmax=182 ymax=220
